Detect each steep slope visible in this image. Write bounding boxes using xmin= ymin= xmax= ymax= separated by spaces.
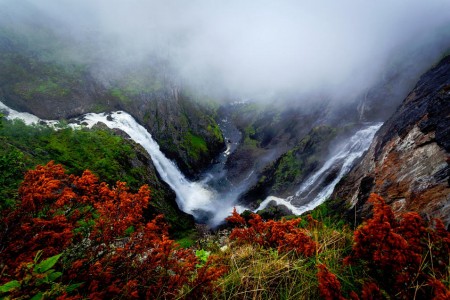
xmin=0 ymin=20 xmax=224 ymax=178
xmin=223 ymin=101 xmax=328 ymax=186
xmin=332 ymin=55 xmax=450 ymax=224
xmin=240 ymin=126 xmax=340 ymax=206
xmin=0 ymin=118 xmax=194 ymax=232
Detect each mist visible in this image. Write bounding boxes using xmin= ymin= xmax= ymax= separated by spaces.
xmin=2 ymin=0 xmax=450 ymax=101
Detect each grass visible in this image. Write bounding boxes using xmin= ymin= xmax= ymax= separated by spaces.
xmin=198 ymin=213 xmax=354 ymax=300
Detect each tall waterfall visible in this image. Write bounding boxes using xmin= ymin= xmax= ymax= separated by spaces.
xmin=255 ymin=123 xmax=382 ymax=215
xmin=1 ymin=101 xmax=382 ymax=224
xmin=0 ymin=102 xmax=244 ymax=225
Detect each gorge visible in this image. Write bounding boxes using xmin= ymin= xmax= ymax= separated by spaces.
xmin=0 ymin=100 xmax=383 ymax=226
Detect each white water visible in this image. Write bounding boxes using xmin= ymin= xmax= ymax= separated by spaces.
xmin=0 ymin=101 xmax=244 ymax=224
xmin=80 ymin=112 xmax=250 ymax=225
xmin=1 ymin=101 xmax=381 ymax=224
xmin=255 ymin=123 xmax=382 ymax=215
xmin=0 ymin=101 xmax=62 ymax=127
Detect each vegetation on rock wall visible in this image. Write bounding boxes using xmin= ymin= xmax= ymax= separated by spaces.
xmin=0 ymin=27 xmax=225 ymax=179
xmin=0 ymin=117 xmax=193 ymax=231
xmin=241 ymin=125 xmax=340 ymax=206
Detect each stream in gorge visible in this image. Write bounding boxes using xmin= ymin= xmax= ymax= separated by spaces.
xmin=0 ymin=101 xmax=382 ymax=226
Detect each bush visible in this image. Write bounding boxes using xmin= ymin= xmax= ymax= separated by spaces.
xmin=0 ymin=162 xmax=226 ymax=299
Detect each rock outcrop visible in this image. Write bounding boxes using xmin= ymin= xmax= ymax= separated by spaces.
xmin=333 ymin=56 xmax=450 ymax=224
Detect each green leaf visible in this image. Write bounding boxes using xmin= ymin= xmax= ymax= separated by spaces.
xmin=30 ymin=292 xmax=43 ymax=300
xmin=66 ymin=282 xmax=83 ymax=293
xmin=47 ymin=271 xmax=62 ymax=282
xmin=195 ymin=249 xmax=211 ymax=267
xmin=124 ymin=225 xmax=135 ymax=235
xmin=34 ymin=253 xmax=62 ymax=273
xmin=0 ymin=280 xmax=20 ymax=293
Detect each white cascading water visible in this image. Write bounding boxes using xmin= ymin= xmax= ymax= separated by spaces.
xmin=0 ymin=101 xmax=61 ymax=126
xmin=80 ymin=112 xmax=218 ymax=214
xmin=0 ymin=101 xmax=245 ymax=225
xmin=1 ymin=101 xmax=381 ymax=224
xmin=255 ymin=123 xmax=382 ymax=215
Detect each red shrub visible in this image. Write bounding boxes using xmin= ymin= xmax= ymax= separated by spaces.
xmin=317 ymin=264 xmax=346 ymax=300
xmin=0 ymin=162 xmax=227 ymax=299
xmin=227 ymin=210 xmax=317 ymax=257
xmin=346 ymin=193 xmax=450 ymax=299
xmin=430 ymin=278 xmax=450 ymax=300
xmin=360 ymin=282 xmax=384 ymax=300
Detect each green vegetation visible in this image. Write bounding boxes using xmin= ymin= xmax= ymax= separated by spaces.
xmin=0 ymin=251 xmax=81 ymax=299
xmin=0 ymin=119 xmax=140 ymax=190
xmin=207 ymin=122 xmax=224 ymax=144
xmin=243 ymin=125 xmax=259 ymax=147
xmin=109 ymin=87 xmax=131 ymax=104
xmin=274 ymin=126 xmax=337 ymax=192
xmin=0 ymin=119 xmax=194 ymax=233
xmin=0 ymin=50 xmax=86 ymax=100
xmin=14 ymin=79 xmax=70 ymax=100
xmin=273 ymin=149 xmax=303 ymax=191
xmin=181 ymin=131 xmax=208 ymax=161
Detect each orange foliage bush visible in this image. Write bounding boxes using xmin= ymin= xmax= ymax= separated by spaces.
xmin=317 ymin=264 xmax=346 ymax=300
xmin=226 ymin=208 xmax=317 ymax=257
xmin=345 ymin=193 xmax=450 ymax=299
xmin=0 ymin=162 xmax=226 ymax=299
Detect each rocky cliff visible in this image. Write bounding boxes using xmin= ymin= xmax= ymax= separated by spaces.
xmin=0 ymin=24 xmax=224 ymax=178
xmin=333 ymin=55 xmax=450 ymax=224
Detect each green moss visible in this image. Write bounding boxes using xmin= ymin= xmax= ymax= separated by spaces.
xmin=176 ymin=232 xmax=197 ymax=248
xmin=207 ymin=123 xmax=224 ymax=144
xmin=271 ymin=126 xmax=339 ymax=193
xmin=182 ymin=131 xmax=208 ymax=160
xmin=91 ymin=104 xmax=109 ymax=113
xmin=272 ymin=150 xmax=303 ymax=192
xmin=243 ymin=125 xmax=259 ymax=147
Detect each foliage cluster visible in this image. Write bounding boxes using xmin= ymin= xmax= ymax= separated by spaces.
xmin=0 ymin=119 xmax=150 ymax=206
xmin=181 ymin=131 xmax=209 ymax=161
xmin=0 ymin=162 xmax=226 ymax=299
xmin=1 ymin=160 xmax=449 ymax=299
xmin=0 ymin=118 xmax=195 ymax=232
xmin=219 ymin=194 xmax=450 ymax=299
xmin=226 ymin=209 xmax=317 ymax=257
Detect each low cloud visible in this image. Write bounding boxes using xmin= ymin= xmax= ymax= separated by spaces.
xmin=2 ymin=0 xmax=450 ymax=100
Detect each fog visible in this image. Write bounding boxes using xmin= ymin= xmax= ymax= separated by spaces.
xmin=2 ymin=0 xmax=450 ymax=100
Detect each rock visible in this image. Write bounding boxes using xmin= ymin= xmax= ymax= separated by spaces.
xmin=333 ymin=55 xmax=450 ymax=225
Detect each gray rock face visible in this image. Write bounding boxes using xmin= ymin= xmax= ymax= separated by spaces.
xmin=333 ymin=56 xmax=450 ymax=225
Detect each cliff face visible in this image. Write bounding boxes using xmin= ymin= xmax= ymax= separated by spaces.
xmin=0 ymin=27 xmax=224 ymax=178
xmin=239 ymin=126 xmax=340 ymax=207
xmin=333 ymin=56 xmax=450 ymax=224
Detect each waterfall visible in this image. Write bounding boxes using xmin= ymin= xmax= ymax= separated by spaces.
xmin=0 ymin=101 xmax=61 ymax=127
xmin=1 ymin=101 xmax=382 ymax=224
xmin=80 ymin=112 xmax=219 ymax=215
xmin=255 ymin=123 xmax=382 ymax=215
xmin=0 ymin=102 xmax=244 ymax=225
